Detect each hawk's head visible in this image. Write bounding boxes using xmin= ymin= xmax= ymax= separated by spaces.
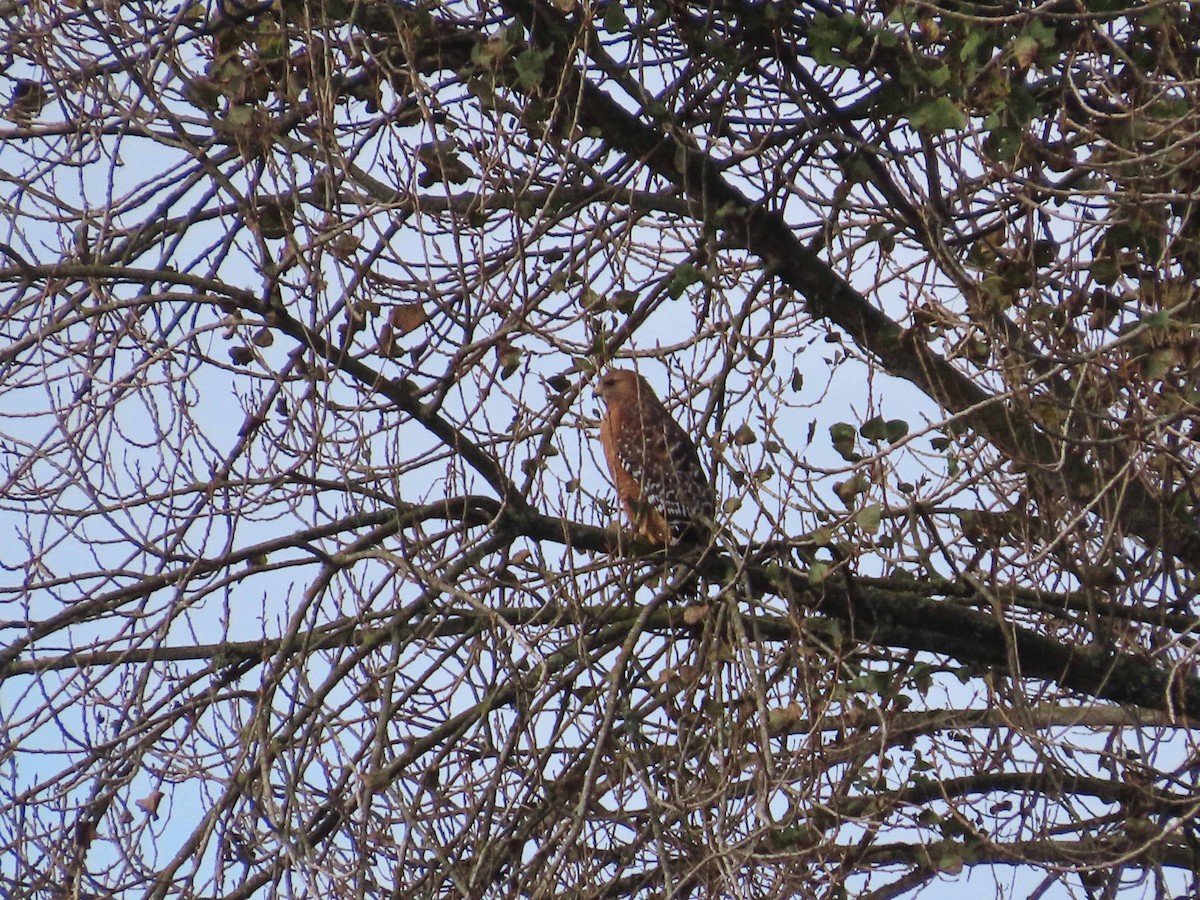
xmin=597 ymin=369 xmax=651 ymax=404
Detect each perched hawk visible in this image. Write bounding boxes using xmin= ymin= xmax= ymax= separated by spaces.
xmin=597 ymin=369 xmax=716 ymax=548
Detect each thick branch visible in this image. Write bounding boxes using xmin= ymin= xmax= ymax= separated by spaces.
xmin=10 ymin=502 xmax=1200 ymax=719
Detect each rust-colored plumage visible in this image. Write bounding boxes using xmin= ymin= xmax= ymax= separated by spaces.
xmin=597 ymin=370 xmax=716 ymax=547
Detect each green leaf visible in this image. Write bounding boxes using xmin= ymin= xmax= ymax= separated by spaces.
xmin=807 ymin=12 xmax=863 ymax=67
xmin=922 ymin=63 xmax=952 ymax=88
xmin=645 ymin=99 xmax=669 ymax=120
xmin=471 ymin=38 xmax=505 ymax=68
xmin=258 ymin=33 xmax=288 ymax=62
xmin=850 ymin=671 xmax=891 ymax=695
xmin=611 ymin=289 xmax=637 ymax=314
xmin=514 ymin=47 xmax=549 ymax=91
xmin=885 ymin=5 xmax=919 ymax=26
xmin=866 ymin=222 xmax=895 ymax=254
xmin=983 ymin=127 xmax=1021 ymax=163
xmin=732 ymin=423 xmax=757 ymax=446
xmin=603 ymin=1 xmax=628 ymax=32
xmin=1007 ymin=85 xmax=1041 ymax=125
xmin=229 ymin=345 xmax=254 ymax=365
xmin=1012 ymin=34 xmax=1039 ymax=69
xmin=666 ymin=262 xmax=702 ymax=298
xmin=829 ymin=422 xmax=859 ymax=461
xmin=1026 ymin=18 xmax=1057 ymax=47
xmin=855 ymin=504 xmax=882 ymax=533
xmin=497 ymin=341 xmax=521 ymax=379
xmin=906 ymin=97 xmax=967 ymax=133
xmin=1142 ymin=348 xmax=1174 ymax=380
xmin=809 ymin=526 xmax=834 ymax=545
xmin=884 ymin=419 xmax=909 ymax=442
xmin=225 ymin=104 xmax=254 ymax=126
xmin=470 ymin=76 xmax=501 ymax=110
xmin=829 ymin=422 xmax=856 ymax=442
xmin=838 ymin=152 xmax=873 ymax=184
xmin=1143 ymin=310 xmax=1171 ymax=330
xmin=915 ymin=804 xmax=940 ymax=824
xmin=859 ymin=416 xmax=888 ymax=441
xmin=1090 ymin=258 xmax=1119 ymax=285
xmin=911 ymin=662 xmax=934 ymax=695
xmin=833 ymin=475 xmax=869 ymax=507
xmin=501 ymin=24 xmax=525 ymax=50
xmin=934 ymin=845 xmax=964 ymax=873
xmin=959 ymin=29 xmax=987 ymax=62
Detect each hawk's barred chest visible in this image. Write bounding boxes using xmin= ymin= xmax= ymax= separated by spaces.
xmin=598 ymin=372 xmax=715 ymax=546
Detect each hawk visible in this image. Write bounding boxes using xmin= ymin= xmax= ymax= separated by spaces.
xmin=597 ymin=369 xmax=717 ymax=548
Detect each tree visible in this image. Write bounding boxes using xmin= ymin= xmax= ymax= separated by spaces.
xmin=3 ymin=0 xmax=1200 ymax=896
